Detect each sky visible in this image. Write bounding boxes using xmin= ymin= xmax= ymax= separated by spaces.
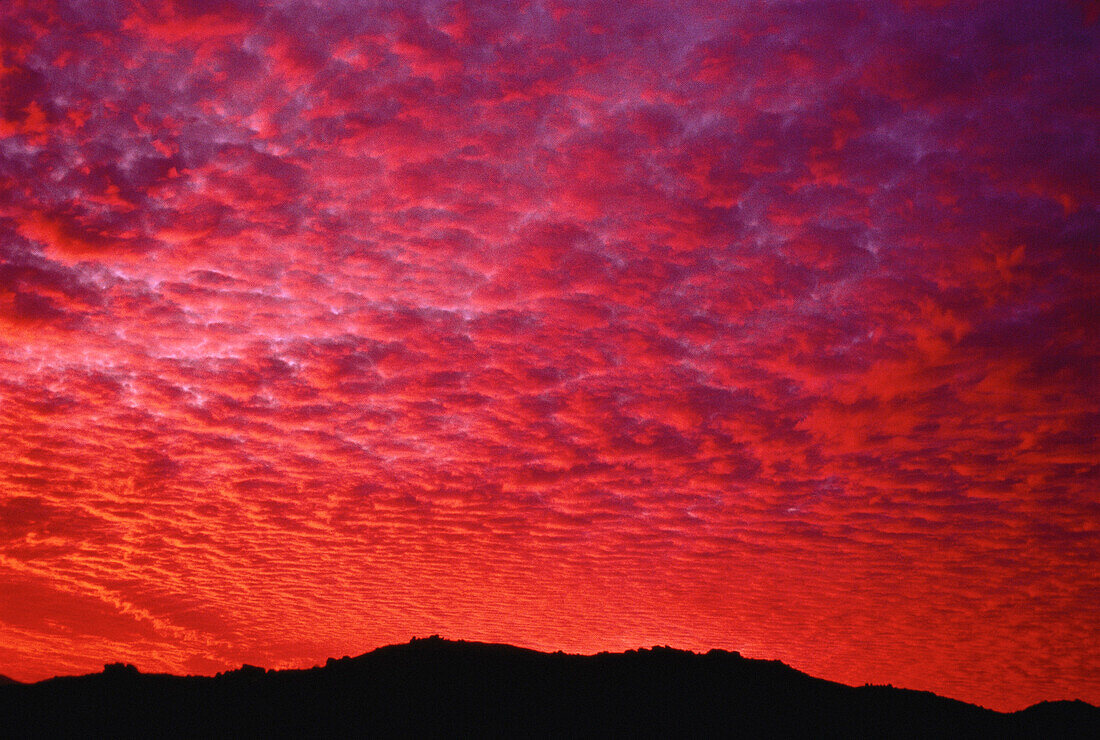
xmin=0 ymin=0 xmax=1097 ymax=712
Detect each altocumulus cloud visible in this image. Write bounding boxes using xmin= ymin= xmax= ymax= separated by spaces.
xmin=0 ymin=0 xmax=1096 ymax=711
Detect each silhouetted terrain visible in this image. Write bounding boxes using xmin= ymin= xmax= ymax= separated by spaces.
xmin=2 ymin=637 xmax=1097 ymax=738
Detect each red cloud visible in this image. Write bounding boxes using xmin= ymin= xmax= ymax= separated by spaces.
xmin=0 ymin=0 xmax=1095 ymax=713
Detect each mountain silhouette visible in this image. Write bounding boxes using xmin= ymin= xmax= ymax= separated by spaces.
xmin=2 ymin=637 xmax=1097 ymax=738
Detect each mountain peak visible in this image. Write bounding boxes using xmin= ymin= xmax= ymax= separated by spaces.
xmin=2 ymin=641 xmax=1096 ymax=737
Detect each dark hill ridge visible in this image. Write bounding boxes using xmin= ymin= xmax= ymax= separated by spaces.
xmin=2 ymin=637 xmax=1096 ymax=738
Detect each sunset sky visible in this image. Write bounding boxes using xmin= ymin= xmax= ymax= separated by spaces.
xmin=1 ymin=0 xmax=1097 ymax=712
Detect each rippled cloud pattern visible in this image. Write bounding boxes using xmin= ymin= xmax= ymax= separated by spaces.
xmin=1 ymin=0 xmax=1096 ymax=711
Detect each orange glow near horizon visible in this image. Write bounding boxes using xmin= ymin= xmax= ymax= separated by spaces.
xmin=1 ymin=0 xmax=1097 ymax=712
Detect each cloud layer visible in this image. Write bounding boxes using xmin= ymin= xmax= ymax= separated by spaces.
xmin=1 ymin=0 xmax=1096 ymax=710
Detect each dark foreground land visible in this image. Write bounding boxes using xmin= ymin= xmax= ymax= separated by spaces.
xmin=2 ymin=637 xmax=1097 ymax=738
